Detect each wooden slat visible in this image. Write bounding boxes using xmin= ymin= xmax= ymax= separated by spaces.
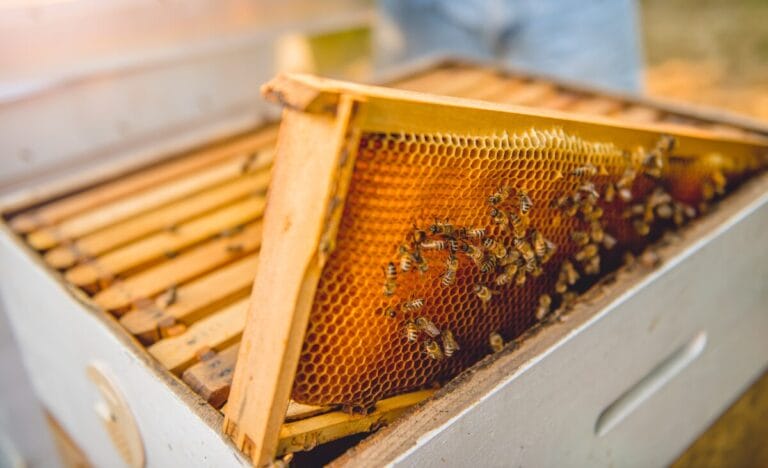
xmin=182 ymin=344 xmax=241 ymax=409
xmin=92 ymin=222 xmax=263 ymax=312
xmin=119 ymin=254 xmax=260 ymax=343
xmin=391 ymin=67 xmax=470 ymax=92
xmin=566 ymin=97 xmax=624 ymax=115
xmin=65 ymin=196 xmax=265 ymax=288
xmin=284 ymin=403 xmax=331 ymax=422
xmin=276 ymin=390 xmax=435 ymax=456
xmin=10 ymin=127 xmax=277 ymax=234
xmin=536 ymin=92 xmax=583 ymax=111
xmin=44 ymin=170 xmax=271 ymax=269
xmin=222 ymin=401 xmax=332 ymax=423
xmin=611 ymin=105 xmax=663 ymax=123
xmin=148 ymin=299 xmax=248 ymax=374
xmin=395 ymin=67 xmax=500 ymax=98
xmin=496 ymin=81 xmax=558 ymax=106
xmin=27 ymin=149 xmax=273 ymax=250
xmin=450 ymin=75 xmax=527 ymax=102
xmin=183 ymin=344 xmax=332 ymax=421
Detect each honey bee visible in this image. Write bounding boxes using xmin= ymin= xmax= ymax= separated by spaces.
xmin=535 ymin=294 xmax=552 ymax=321
xmin=161 ymin=284 xmax=178 ymax=307
xmin=648 ymin=188 xmax=672 ymax=207
xmin=429 ymin=219 xmax=456 ymax=237
xmin=411 ymin=225 xmax=427 ymax=244
xmin=441 ymin=330 xmax=460 ymax=357
xmin=499 ymin=249 xmax=521 ymax=266
xmin=602 ymin=233 xmax=617 ymax=250
xmin=644 ymin=136 xmax=674 ymax=175
xmin=517 ymin=190 xmax=533 ymax=215
xmin=571 ymin=230 xmax=590 ymax=246
xmin=561 ymin=260 xmax=580 ymax=286
xmin=633 ymin=219 xmax=650 ymax=236
xmin=508 ymin=210 xmax=528 ymax=239
xmin=515 ymin=270 xmax=527 ymax=287
xmin=414 ymin=252 xmax=429 ymax=274
xmin=701 ymin=181 xmax=715 ymax=201
xmin=383 ymin=262 xmax=397 ymax=297
xmin=575 ymin=244 xmax=599 ymax=262
xmin=494 ymin=263 xmax=518 ymax=286
xmin=523 ymin=257 xmax=538 ymax=277
xmin=562 ymin=291 xmax=578 ymax=308
xmin=465 ymin=228 xmax=486 ymax=239
xmin=618 ymin=187 xmax=633 ymax=202
xmin=541 ymin=238 xmax=557 ymax=263
xmin=572 ymin=164 xmax=598 ymax=177
xmin=578 ymin=182 xmax=600 ymax=200
xmin=483 ymin=238 xmax=507 ymax=259
xmin=423 ymin=340 xmax=444 ymax=360
xmin=441 ymin=256 xmax=459 ymax=287
xmin=463 ymin=243 xmax=485 ymax=265
xmin=655 ymin=203 xmax=673 ymax=219
xmin=672 ymin=205 xmax=685 ymax=226
xmin=489 ymin=332 xmax=504 ymax=353
xmin=401 ymin=297 xmax=425 ymax=313
xmin=415 ymin=316 xmax=441 ymax=338
xmin=488 ymin=186 xmax=511 ymax=205
xmin=622 ymin=204 xmax=645 ymax=219
xmin=555 ymin=280 xmax=567 ymax=294
xmin=421 ymin=240 xmax=448 ymax=251
xmin=584 ymin=255 xmax=601 ymax=275
xmin=589 ymin=206 xmax=604 ymax=221
xmin=479 ymin=255 xmax=497 ymax=273
xmin=514 ymin=238 xmax=535 ymax=263
xmin=404 ymin=320 xmax=419 ymax=342
xmin=604 ymin=183 xmax=616 ymax=203
xmin=531 ymin=229 xmax=547 ymax=258
xmin=399 ymin=245 xmax=413 ymax=272
xmin=447 ymin=238 xmax=460 ymax=254
xmin=474 ymin=284 xmax=495 ymax=303
xmin=489 ymin=208 xmax=509 ymax=230
xmin=616 ymin=167 xmax=636 ymax=189
xmin=712 ymin=170 xmax=727 ymax=195
xmin=590 ymin=221 xmax=604 ymax=243
xmin=658 ymin=134 xmax=677 ymax=152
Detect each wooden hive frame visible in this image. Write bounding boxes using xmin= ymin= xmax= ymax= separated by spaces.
xmin=223 ymin=73 xmax=768 ymax=465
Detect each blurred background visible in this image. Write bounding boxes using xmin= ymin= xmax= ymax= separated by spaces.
xmin=0 ymin=0 xmax=766 ymax=466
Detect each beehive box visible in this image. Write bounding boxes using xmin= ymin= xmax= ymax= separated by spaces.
xmin=2 ymin=61 xmax=767 ymax=467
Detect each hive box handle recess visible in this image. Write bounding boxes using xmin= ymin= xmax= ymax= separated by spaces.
xmin=594 ymin=331 xmax=708 ymax=437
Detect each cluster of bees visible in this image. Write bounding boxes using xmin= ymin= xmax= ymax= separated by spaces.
xmin=381 ymin=219 xmax=481 ymax=360
xmin=381 ymin=183 xmax=562 ymax=359
xmin=547 ymin=160 xmax=622 ymax=318
xmin=379 ymin=133 xmax=730 ymax=363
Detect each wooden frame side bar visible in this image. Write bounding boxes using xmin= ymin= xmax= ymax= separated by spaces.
xmin=224 ymin=95 xmax=361 ymax=466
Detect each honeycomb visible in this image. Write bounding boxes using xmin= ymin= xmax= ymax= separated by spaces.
xmin=292 ymin=126 xmax=763 ymax=408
